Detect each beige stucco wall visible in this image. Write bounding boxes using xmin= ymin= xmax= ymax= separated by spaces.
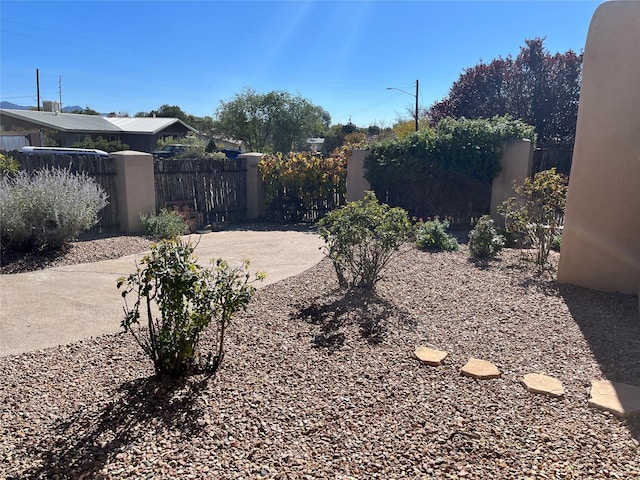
xmin=346 ymin=149 xmax=371 ymax=203
xmin=112 ymin=151 xmax=156 ymax=234
xmin=557 ymin=1 xmax=640 ymax=295
xmin=239 ymin=153 xmax=266 ymax=220
xmin=490 ymin=139 xmax=534 ymax=227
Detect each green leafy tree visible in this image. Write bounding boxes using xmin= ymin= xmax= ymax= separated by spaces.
xmin=317 ymin=191 xmax=412 ymax=290
xmin=70 ymin=105 xmax=101 ymax=115
xmin=212 ymin=87 xmax=331 ymax=153
xmin=499 ymin=168 xmax=568 ymax=268
xmin=427 ymin=38 xmax=582 ymax=144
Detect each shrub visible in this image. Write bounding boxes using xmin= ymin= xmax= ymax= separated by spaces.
xmin=140 ymin=208 xmax=189 ymax=240
xmin=0 ymin=152 xmax=20 ymax=179
xmin=415 ymin=217 xmax=459 ymax=252
xmin=72 ymin=135 xmax=129 ymax=152
xmin=0 ymin=167 xmax=108 ymax=251
xmin=117 ymin=239 xmax=264 ymax=378
xmin=317 ymin=191 xmax=411 ymax=290
xmin=499 ymin=168 xmax=568 ymax=267
xmin=259 ymin=149 xmax=347 ymax=222
xmin=468 ymin=215 xmax=504 ymax=259
xmin=367 ymin=116 xmax=536 ymax=186
xmin=551 ymin=233 xmax=562 ymax=252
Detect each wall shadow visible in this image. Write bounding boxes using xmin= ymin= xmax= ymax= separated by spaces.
xmin=23 ymin=375 xmax=210 ymax=479
xmin=560 ymin=283 xmax=640 ymax=440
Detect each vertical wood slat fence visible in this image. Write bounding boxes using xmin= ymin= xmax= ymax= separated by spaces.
xmin=10 ymin=151 xmax=120 ymax=231
xmin=532 ymin=144 xmax=574 ymax=177
xmin=153 ymin=157 xmax=248 ymax=226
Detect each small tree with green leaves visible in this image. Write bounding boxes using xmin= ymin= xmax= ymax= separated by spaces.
xmin=499 ymin=168 xmax=568 ymax=267
xmin=118 ymin=239 xmax=264 ymax=378
xmin=317 ymin=191 xmax=412 ymax=290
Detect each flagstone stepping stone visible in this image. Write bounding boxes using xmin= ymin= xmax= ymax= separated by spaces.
xmin=521 ymin=373 xmax=565 ymax=398
xmin=588 ymin=380 xmax=640 ymax=417
xmin=414 ymin=346 xmax=448 ymax=366
xmin=460 ymin=358 xmax=500 ymax=379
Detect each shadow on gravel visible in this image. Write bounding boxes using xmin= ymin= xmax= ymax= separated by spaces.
xmin=0 ymin=245 xmax=70 ymax=274
xmin=560 ymin=284 xmax=640 ymax=441
xmin=294 ymin=288 xmax=414 ymax=352
xmin=467 ymin=257 xmax=503 ymax=271
xmin=24 ymin=376 xmax=209 ymax=479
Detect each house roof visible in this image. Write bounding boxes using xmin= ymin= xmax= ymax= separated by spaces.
xmin=105 ymin=117 xmax=198 ymax=134
xmin=0 ymin=109 xmax=120 ymax=133
xmin=0 ymin=109 xmax=198 ymax=135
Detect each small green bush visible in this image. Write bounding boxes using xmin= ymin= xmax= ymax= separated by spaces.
xmin=140 ymin=208 xmax=189 ymax=240
xmin=499 ymin=168 xmax=567 ymax=267
xmin=0 ymin=152 xmax=20 ymax=179
xmin=0 ymin=167 xmax=108 ymax=251
xmin=415 ymin=217 xmax=459 ymax=252
xmin=551 ymin=233 xmax=562 ymax=252
xmin=72 ymin=135 xmax=129 ymax=152
xmin=317 ymin=191 xmax=412 ymax=290
xmin=118 ymin=239 xmax=264 ymax=378
xmin=468 ymin=215 xmax=504 ymax=259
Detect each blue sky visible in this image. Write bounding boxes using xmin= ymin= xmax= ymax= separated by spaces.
xmin=1 ymin=1 xmax=600 ymax=128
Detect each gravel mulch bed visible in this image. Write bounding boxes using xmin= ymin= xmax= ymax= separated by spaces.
xmin=0 ymin=233 xmax=154 ymax=275
xmin=1 ymin=237 xmax=639 ymax=479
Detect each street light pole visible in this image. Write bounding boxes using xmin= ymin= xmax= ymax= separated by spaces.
xmin=387 ymin=79 xmax=419 ymax=131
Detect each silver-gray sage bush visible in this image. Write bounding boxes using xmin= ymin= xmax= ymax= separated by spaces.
xmin=0 ymin=167 xmax=108 ymax=251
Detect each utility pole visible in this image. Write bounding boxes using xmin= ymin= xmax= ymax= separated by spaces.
xmin=59 ymin=75 xmax=62 ymax=111
xmin=36 ymin=69 xmax=41 ymax=111
xmin=414 ymin=79 xmax=419 ymax=132
xmin=386 ymin=79 xmax=420 ymax=131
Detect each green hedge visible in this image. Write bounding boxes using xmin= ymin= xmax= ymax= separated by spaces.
xmin=365 ymin=116 xmax=536 ymax=222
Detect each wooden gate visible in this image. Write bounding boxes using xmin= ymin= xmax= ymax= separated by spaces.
xmin=153 ymin=157 xmax=247 ymax=225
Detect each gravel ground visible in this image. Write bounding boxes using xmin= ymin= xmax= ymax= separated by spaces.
xmin=0 ymin=233 xmax=154 ymax=274
xmin=1 ymin=235 xmax=639 ymax=479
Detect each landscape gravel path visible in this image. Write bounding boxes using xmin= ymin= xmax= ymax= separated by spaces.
xmin=1 ymin=234 xmax=639 ymax=479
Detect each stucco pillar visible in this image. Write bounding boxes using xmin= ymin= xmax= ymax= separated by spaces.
xmin=557 ymin=1 xmax=640 ymax=295
xmin=112 ymin=150 xmax=156 ymax=234
xmin=239 ymin=153 xmax=265 ymax=220
xmin=490 ymin=139 xmax=534 ymax=227
xmin=346 ymin=149 xmax=371 ymax=203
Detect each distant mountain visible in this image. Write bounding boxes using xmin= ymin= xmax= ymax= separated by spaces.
xmin=1 ymin=102 xmax=91 ymax=113
xmin=1 ymin=101 xmax=32 ymax=110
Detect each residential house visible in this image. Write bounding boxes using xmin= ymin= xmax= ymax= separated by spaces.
xmin=0 ymin=109 xmax=198 ymax=152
